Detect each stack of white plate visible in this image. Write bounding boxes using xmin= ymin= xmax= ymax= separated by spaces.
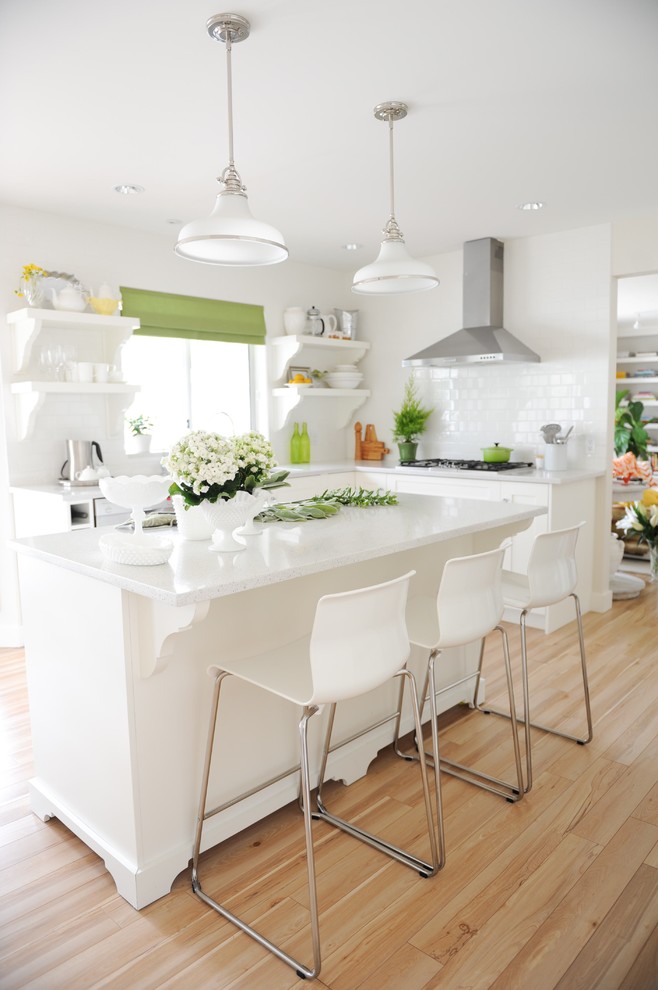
xmin=325 ymin=370 xmax=364 ymax=389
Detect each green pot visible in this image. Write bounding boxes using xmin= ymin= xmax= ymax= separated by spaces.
xmin=481 ymin=443 xmax=513 ymax=463
xmin=398 ymin=441 xmax=418 ymax=462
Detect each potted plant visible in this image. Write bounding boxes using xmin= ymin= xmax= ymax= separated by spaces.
xmin=614 ymin=389 xmax=649 ymax=460
xmin=162 ymin=431 xmax=289 ymax=550
xmin=392 ymin=377 xmax=434 ymax=461
xmin=126 ymin=413 xmax=154 ymax=454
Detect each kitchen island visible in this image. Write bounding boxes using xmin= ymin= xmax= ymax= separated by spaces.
xmin=13 ymin=493 xmax=545 ymax=908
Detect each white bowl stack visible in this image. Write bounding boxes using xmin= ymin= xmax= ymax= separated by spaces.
xmin=325 ymin=364 xmax=364 ymax=389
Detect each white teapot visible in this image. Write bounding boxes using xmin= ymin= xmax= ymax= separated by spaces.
xmin=50 ymin=285 xmax=87 ymax=312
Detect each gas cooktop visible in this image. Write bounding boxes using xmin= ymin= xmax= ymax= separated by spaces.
xmin=397 ymin=458 xmax=534 ymax=473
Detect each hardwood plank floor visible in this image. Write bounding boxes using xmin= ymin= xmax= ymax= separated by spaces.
xmin=1 ymin=582 xmax=657 ymax=989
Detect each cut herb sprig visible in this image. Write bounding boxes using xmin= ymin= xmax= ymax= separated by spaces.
xmin=257 ymin=486 xmax=397 ymax=523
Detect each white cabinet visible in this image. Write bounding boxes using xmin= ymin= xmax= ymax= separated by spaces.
xmin=11 ymin=487 xmax=97 ymax=537
xmin=395 ymin=473 xmax=500 ymax=501
xmin=6 ymin=308 xmax=140 ymax=439
xmin=269 ymin=335 xmax=371 ymax=430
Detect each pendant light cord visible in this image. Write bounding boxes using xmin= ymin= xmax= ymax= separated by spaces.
xmin=219 ymin=24 xmax=243 ymax=193
xmin=384 ymin=112 xmax=403 ymax=241
xmin=388 ymin=115 xmax=395 ymax=224
xmin=225 ymin=31 xmax=235 ymax=170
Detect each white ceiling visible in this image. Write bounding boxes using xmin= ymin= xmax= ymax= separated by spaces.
xmin=2 ymin=0 xmax=658 ymax=272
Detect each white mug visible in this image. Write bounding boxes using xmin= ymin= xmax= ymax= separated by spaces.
xmin=75 ymin=362 xmax=94 ymax=383
xmin=94 ymin=362 xmax=110 ymax=383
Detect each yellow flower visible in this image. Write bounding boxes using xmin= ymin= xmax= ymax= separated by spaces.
xmin=641 ymin=488 xmax=658 ymax=507
xmin=21 ymin=264 xmax=47 ymax=280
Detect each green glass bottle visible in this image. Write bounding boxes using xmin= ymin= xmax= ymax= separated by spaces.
xmin=300 ymin=422 xmax=311 ymax=464
xmin=290 ymin=422 xmax=301 ymax=464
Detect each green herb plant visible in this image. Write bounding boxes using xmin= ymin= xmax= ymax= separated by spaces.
xmin=126 ymin=413 xmax=154 ymax=437
xmin=392 ymin=378 xmax=434 ymax=442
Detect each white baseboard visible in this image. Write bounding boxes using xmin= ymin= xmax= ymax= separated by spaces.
xmin=0 ymin=626 xmax=24 ymax=647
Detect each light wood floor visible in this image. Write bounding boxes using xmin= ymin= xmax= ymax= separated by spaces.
xmin=1 ymin=583 xmax=658 ymax=989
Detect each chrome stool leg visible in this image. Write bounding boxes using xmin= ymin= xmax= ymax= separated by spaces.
xmin=484 ymin=592 xmax=593 ymax=793
xmin=396 ymin=634 xmax=524 ymax=803
xmin=192 ymin=669 xmax=322 ymax=980
xmin=315 ymin=668 xmax=444 ymax=876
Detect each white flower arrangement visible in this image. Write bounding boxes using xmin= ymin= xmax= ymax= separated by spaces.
xmin=162 ymin=430 xmax=289 ymax=507
xmin=615 ymin=488 xmax=658 ymax=546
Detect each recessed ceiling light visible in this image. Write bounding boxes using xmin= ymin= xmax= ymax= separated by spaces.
xmin=114 ymin=184 xmax=145 ymax=195
xmin=517 ymin=201 xmax=544 ymax=211
xmin=343 ymin=243 xmax=362 ymax=251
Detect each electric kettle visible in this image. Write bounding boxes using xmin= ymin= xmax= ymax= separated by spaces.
xmin=60 ymin=439 xmax=104 ymax=485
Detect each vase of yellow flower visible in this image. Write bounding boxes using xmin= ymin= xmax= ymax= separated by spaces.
xmin=17 ymin=264 xmax=48 ymax=307
xmin=616 ymin=488 xmax=658 ymax=581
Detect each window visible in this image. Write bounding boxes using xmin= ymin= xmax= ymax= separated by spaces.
xmin=118 ymin=287 xmax=268 ymax=452
xmin=122 ymin=336 xmax=257 ymax=452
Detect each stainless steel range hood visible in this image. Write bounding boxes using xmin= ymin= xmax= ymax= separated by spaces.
xmin=403 ymin=237 xmax=540 ymax=366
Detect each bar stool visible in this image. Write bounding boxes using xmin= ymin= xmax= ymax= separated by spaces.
xmin=191 ymin=571 xmax=443 ymax=982
xmin=495 ymin=521 xmax=593 ymax=793
xmin=394 ymin=544 xmax=525 ymax=803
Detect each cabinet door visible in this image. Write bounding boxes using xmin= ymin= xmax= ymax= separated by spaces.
xmin=395 ymin=475 xmax=501 ymax=501
xmin=279 ymin=472 xmax=356 ymax=501
xmin=499 ymin=482 xmax=549 ymax=572
xmin=355 ymin=471 xmax=397 ymax=492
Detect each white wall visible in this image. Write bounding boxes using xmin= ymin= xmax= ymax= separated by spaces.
xmin=353 ymin=226 xmax=613 ymax=470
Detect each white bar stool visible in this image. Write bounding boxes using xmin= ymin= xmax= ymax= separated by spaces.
xmin=191 ymin=571 xmax=444 ymax=982
xmin=493 ymin=521 xmax=593 ymax=793
xmin=394 ymin=544 xmax=525 ymax=803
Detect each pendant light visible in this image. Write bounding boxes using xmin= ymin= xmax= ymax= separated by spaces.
xmin=352 ymin=102 xmax=438 ymax=294
xmin=175 ymin=13 xmax=288 ymax=267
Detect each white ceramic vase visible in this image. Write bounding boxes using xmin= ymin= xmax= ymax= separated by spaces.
xmin=201 ymin=491 xmax=262 ymax=552
xmin=172 ymin=494 xmax=213 ymax=541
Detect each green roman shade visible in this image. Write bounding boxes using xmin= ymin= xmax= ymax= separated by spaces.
xmin=119 ymin=287 xmax=266 ymax=345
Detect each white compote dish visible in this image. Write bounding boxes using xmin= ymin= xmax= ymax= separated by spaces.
xmin=98 ymin=475 xmax=174 ymax=565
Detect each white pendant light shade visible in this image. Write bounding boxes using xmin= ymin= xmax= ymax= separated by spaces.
xmin=352 ymin=101 xmax=438 ymax=295
xmin=352 ymin=238 xmax=439 ymax=294
xmin=175 ymin=13 xmax=287 ymax=268
xmin=175 ymin=188 xmax=287 ymax=266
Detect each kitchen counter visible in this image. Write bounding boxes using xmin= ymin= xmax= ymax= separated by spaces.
xmin=282 ymin=460 xmax=605 ymax=485
xmin=13 ymin=494 xmax=544 ymax=908
xmin=12 ymin=493 xmax=544 ymax=607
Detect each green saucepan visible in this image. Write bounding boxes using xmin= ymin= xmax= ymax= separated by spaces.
xmin=481 ymin=443 xmax=513 ymax=463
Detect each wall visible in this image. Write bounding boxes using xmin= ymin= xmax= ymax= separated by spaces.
xmin=354 ymin=226 xmax=613 ymax=468
xmin=0 ymin=204 xmax=352 ymax=642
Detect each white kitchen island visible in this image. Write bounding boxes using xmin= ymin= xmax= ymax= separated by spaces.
xmin=13 ymin=494 xmax=545 ymax=908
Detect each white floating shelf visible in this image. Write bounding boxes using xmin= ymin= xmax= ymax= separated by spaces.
xmin=7 ymin=307 xmax=139 ymax=375
xmin=10 ymin=381 xmax=140 ymax=440
xmin=271 ymin=387 xmax=370 ymax=430
xmin=269 ymin=335 xmax=370 ymax=381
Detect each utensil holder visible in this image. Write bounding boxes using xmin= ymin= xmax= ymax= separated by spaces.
xmin=544 ymin=444 xmax=568 ymax=471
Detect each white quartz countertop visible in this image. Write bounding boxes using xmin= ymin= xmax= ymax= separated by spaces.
xmin=11 ymin=493 xmax=545 ymax=607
